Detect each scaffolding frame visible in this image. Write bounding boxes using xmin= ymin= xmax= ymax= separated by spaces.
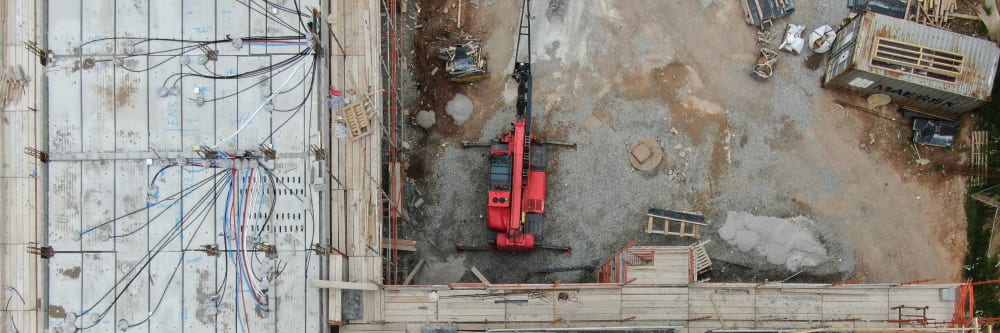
xmin=379 ymin=0 xmax=404 ymax=284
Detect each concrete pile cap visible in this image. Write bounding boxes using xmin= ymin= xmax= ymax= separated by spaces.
xmin=628 ymin=138 xmax=663 ymax=171
xmin=416 ymin=110 xmax=437 ymax=129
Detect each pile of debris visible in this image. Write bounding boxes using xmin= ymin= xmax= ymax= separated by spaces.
xmin=0 ymin=66 xmax=27 ymax=106
xmin=744 ymin=0 xmax=839 ymax=81
xmin=912 ymin=117 xmax=958 ymax=147
xmin=848 ymin=0 xmax=963 ymax=28
xmin=438 ymin=38 xmax=488 ymax=82
xmin=752 ymin=30 xmax=779 ymax=80
xmin=743 ymin=0 xmax=799 ymax=80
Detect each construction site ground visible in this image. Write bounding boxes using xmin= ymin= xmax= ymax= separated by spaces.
xmin=398 ymin=0 xmax=969 ymax=285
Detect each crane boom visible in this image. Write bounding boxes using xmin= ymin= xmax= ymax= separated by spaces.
xmin=460 ymin=0 xmax=570 ymax=254
xmin=487 ymin=0 xmax=543 ymax=252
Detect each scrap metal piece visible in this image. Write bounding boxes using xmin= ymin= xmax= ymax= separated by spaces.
xmin=27 ymin=243 xmax=54 ymax=259
xmin=255 ymin=242 xmax=277 ymax=259
xmin=200 ymin=244 xmax=220 ymax=257
xmin=193 ymin=145 xmax=218 ymax=159
xmin=752 ymin=47 xmax=778 ymax=80
xmin=24 ymin=41 xmax=53 ymax=66
xmin=310 ymin=144 xmax=326 ymax=160
xmin=23 ymin=147 xmax=49 ymax=163
xmin=260 ymin=144 xmax=277 ymax=160
xmin=310 ymin=243 xmax=328 ymax=255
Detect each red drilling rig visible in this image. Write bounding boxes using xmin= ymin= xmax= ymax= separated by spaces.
xmin=458 ymin=0 xmax=574 ymax=253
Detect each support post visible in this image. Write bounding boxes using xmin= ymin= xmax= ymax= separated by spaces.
xmin=471 ymin=266 xmax=490 ymax=285
xmin=318 ymin=1 xmax=332 ymax=332
xmin=402 ymin=259 xmax=425 ymax=285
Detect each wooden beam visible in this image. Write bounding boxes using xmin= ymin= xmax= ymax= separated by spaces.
xmin=470 ymin=266 xmax=490 ymax=285
xmin=308 ymin=279 xmax=379 ymax=291
xmin=381 ymin=237 xmax=417 ymax=252
xmin=382 ymin=237 xmax=416 ymax=246
xmin=403 ymin=259 xmax=425 ymax=285
xmin=950 ymin=12 xmax=981 ymax=20
xmin=791 ymin=328 xmax=977 ymax=333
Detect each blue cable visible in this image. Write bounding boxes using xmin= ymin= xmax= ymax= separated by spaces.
xmin=224 ymin=171 xmax=248 ymax=333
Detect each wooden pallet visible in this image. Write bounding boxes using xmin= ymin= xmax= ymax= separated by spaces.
xmin=692 ymin=241 xmax=712 ymax=275
xmin=341 ymin=93 xmax=374 ymax=140
xmin=970 ymin=130 xmax=988 ymax=187
xmin=645 ymin=208 xmax=707 ymax=239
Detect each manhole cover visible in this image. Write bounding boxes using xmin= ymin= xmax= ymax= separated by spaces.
xmin=628 ymin=138 xmax=663 ymax=171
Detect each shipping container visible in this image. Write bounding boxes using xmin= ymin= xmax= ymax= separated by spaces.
xmin=824 ymin=11 xmax=1000 ymax=120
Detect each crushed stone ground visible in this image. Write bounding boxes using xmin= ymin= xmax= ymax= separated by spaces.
xmin=398 ymin=0 xmax=968 ymax=284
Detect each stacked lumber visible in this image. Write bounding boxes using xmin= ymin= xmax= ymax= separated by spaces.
xmin=906 ymin=0 xmax=959 ymax=26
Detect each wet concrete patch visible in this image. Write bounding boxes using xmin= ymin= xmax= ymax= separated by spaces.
xmin=60 ymin=266 xmax=81 ymax=279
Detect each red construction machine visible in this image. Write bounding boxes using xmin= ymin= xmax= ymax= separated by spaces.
xmin=458 ymin=0 xmax=574 ymax=253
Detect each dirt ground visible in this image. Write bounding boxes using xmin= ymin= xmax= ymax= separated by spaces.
xmin=397 ymin=0 xmax=968 ymax=284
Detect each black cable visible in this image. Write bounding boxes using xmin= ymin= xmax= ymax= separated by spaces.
xmin=200 ymin=50 xmax=312 ymax=104
xmin=290 ymin=0 xmax=310 ymax=35
xmin=119 ymin=53 xmax=186 ymax=74
xmin=236 ymin=0 xmax=302 ymax=34
xmin=84 ymin=168 xmax=225 ymax=235
xmin=79 ymin=35 xmax=305 ymax=54
xmin=159 ymin=47 xmax=310 ymax=91
xmin=78 ymin=171 xmax=232 ymax=330
xmin=77 ymin=171 xmax=232 ymax=322
xmin=264 ymin=0 xmax=312 ymax=18
xmin=148 ymin=164 xmax=174 ymax=186
xmin=80 ymin=36 xmax=231 ymax=47
xmin=122 ymin=177 xmax=225 ymax=328
xmin=252 ymin=163 xmax=281 ymax=239
xmin=256 ymin=56 xmax=318 ymax=146
xmin=272 ymin=54 xmax=316 ymax=96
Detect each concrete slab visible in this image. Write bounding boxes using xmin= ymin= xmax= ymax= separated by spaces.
xmin=2 ymin=0 xmax=48 ymax=331
xmin=44 ymin=1 xmax=323 ymax=331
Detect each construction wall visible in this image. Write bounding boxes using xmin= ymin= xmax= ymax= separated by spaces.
xmin=339 ymin=282 xmax=960 ymax=333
